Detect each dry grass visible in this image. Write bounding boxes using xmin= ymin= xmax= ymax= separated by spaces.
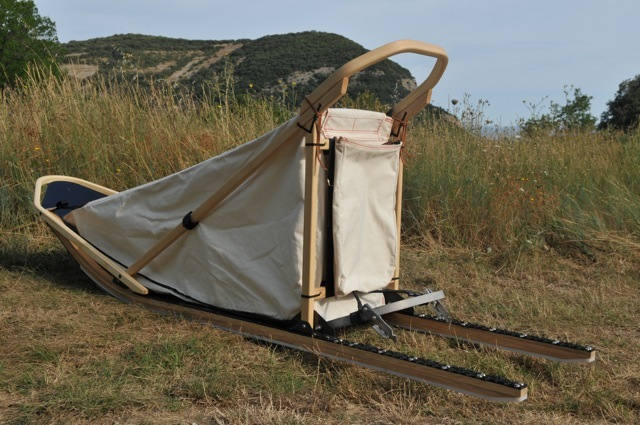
xmin=403 ymin=118 xmax=640 ymax=255
xmin=1 ymin=71 xmax=639 ymax=423
xmin=1 ymin=240 xmax=638 ymax=424
xmin=1 ymin=70 xmax=639 ymax=251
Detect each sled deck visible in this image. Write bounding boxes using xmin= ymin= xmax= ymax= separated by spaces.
xmin=34 ymin=40 xmax=594 ymax=402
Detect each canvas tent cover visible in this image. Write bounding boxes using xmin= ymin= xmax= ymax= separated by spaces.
xmin=69 ymin=108 xmax=401 ymax=320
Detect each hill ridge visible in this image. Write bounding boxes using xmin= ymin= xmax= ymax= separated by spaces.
xmin=61 ymin=31 xmax=417 ymax=104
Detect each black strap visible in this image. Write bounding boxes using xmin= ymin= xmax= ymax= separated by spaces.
xmin=301 ymin=292 xmax=322 ymax=299
xmin=182 ymin=211 xmax=199 ymax=230
xmin=52 ymin=201 xmax=83 ymax=211
xmin=371 ymin=288 xmax=424 ymax=297
xmin=352 ymin=291 xmax=363 ymax=310
xmin=297 ymin=114 xmax=319 ymax=134
xmin=296 ymin=99 xmax=322 ymax=133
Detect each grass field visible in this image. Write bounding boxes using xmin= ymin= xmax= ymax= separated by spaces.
xmin=1 ymin=73 xmax=639 ymax=424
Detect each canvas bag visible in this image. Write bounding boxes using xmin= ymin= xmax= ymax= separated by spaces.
xmin=321 ymin=109 xmax=400 ymax=295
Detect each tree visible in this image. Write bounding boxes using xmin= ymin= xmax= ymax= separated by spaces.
xmin=0 ymin=0 xmax=59 ymax=88
xmin=520 ymin=85 xmax=596 ymax=135
xmin=599 ymin=74 xmax=640 ymax=131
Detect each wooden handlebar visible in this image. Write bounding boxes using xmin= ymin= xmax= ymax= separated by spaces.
xmin=299 ymin=40 xmax=448 ymax=127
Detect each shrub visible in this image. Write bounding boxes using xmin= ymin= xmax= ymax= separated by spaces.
xmin=599 ymin=74 xmax=640 ymax=131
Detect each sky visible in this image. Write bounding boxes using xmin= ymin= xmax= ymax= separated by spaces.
xmin=34 ymin=0 xmax=640 ymax=125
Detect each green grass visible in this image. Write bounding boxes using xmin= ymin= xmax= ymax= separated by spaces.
xmin=0 ymin=71 xmax=639 ymax=424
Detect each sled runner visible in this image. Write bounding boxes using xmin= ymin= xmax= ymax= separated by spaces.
xmin=34 ymin=40 xmax=594 ymax=402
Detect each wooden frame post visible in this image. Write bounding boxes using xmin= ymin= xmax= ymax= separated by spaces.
xmin=301 ymin=127 xmax=321 ymax=328
xmin=391 ymin=160 xmax=403 ymax=290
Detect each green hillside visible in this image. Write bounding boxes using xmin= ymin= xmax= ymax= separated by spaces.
xmin=62 ymin=31 xmax=417 ymax=104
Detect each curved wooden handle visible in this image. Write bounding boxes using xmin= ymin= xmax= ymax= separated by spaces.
xmin=298 ymin=40 xmax=448 ymax=127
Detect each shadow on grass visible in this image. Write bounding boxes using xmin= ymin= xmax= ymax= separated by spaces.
xmin=0 ymin=242 xmax=104 ymax=295
xmin=510 ymin=355 xmax=558 ymax=383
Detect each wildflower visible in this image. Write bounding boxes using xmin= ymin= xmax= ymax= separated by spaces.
xmin=292 ymin=82 xmax=296 ymax=86
xmin=249 ymin=83 xmax=253 ymax=88
xmin=34 ymin=146 xmax=40 ymax=151
xmin=530 ymin=197 xmax=535 ymax=201
xmin=217 ymin=105 xmax=222 ymax=109
xmin=116 ymin=168 xmax=121 ymax=173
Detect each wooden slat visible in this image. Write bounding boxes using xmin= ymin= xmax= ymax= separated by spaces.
xmin=300 ymin=134 xmax=321 ymax=326
xmin=386 ymin=313 xmax=596 ymax=363
xmin=389 ymin=160 xmax=403 ymax=291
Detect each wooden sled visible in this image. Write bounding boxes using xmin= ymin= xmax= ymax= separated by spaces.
xmin=34 ymin=40 xmax=594 ymax=402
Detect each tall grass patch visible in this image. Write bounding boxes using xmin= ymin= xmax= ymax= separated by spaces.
xmin=404 ymin=117 xmax=640 ymax=255
xmin=0 ymin=70 xmax=292 ymax=239
xmin=1 ymin=71 xmax=639 ymax=259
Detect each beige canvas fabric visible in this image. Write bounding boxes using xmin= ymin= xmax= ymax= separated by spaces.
xmin=332 ymin=138 xmax=400 ymax=295
xmin=322 ymin=108 xmax=400 ymax=295
xmin=70 ymin=108 xmax=399 ymax=320
xmin=314 ymin=292 xmax=385 ymax=322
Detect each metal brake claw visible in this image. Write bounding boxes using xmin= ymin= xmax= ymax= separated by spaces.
xmin=360 ymin=303 xmax=397 ymax=341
